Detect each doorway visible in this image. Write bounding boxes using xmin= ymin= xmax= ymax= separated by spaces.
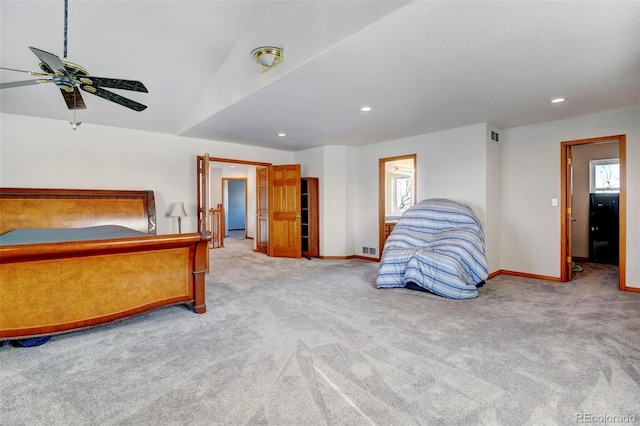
xmin=378 ymin=154 xmax=417 ymax=260
xmin=560 ymin=135 xmax=626 ymax=290
xmin=222 ymin=178 xmax=247 ymax=240
xmin=200 ymin=157 xmax=271 ymax=252
xmin=198 ymin=156 xmax=302 ymax=258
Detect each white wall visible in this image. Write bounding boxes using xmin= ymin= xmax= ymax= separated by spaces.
xmin=2 ymin=109 xmax=638 ymax=288
xmin=485 ymin=126 xmax=502 ymax=273
xmin=351 ymin=123 xmax=490 ymax=261
xmin=295 ymin=145 xmax=351 ymax=257
xmin=0 ymin=113 xmax=294 ymax=234
xmin=501 ymin=108 xmax=639 ymax=288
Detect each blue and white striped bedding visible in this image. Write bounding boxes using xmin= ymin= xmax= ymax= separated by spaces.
xmin=376 ymin=198 xmax=488 ymax=299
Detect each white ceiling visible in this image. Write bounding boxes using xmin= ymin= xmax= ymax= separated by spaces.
xmin=1 ymin=1 xmax=639 ymax=152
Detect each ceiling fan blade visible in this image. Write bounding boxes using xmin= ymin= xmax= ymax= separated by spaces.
xmin=29 ymin=47 xmax=68 ymax=75
xmin=1 ymin=79 xmax=51 ymax=89
xmin=81 ymin=76 xmax=148 ymax=93
xmin=60 ymin=87 xmax=86 ymax=110
xmin=80 ymin=85 xmax=147 ymax=111
xmin=1 ymin=66 xmax=52 ymax=77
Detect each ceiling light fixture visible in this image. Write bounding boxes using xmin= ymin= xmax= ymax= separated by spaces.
xmin=251 ymin=46 xmax=283 ymax=73
xmin=551 ymin=97 xmax=566 ymax=103
xmin=360 ymin=106 xmax=372 ymax=112
xmin=277 ymin=132 xmax=286 ymax=137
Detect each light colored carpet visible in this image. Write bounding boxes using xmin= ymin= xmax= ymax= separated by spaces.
xmin=1 ymin=239 xmax=639 ymax=425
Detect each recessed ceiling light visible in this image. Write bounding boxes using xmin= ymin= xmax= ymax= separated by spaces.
xmin=277 ymin=132 xmax=286 ymax=137
xmin=360 ymin=106 xmax=372 ymax=112
xmin=551 ymin=97 xmax=566 ymax=103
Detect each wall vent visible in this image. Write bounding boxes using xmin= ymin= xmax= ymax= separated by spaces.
xmin=370 ymin=248 xmax=376 ymax=256
xmin=490 ymin=130 xmax=499 ymax=143
xmin=362 ymin=247 xmax=369 ymax=254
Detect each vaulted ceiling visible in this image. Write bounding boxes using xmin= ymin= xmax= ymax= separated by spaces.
xmin=1 ymin=1 xmax=638 ymax=151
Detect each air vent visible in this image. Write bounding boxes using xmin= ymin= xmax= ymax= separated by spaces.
xmin=490 ymin=131 xmax=499 ymax=143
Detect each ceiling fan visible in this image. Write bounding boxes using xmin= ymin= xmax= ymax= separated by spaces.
xmin=0 ymin=0 xmax=148 ymax=112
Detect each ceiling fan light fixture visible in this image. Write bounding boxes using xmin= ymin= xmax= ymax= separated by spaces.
xmin=251 ymin=46 xmax=283 ymax=73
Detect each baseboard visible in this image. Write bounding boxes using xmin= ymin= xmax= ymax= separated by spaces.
xmin=319 ymin=255 xmax=380 ymax=262
xmin=352 ymin=255 xmax=379 ymax=262
xmin=572 ymin=256 xmax=589 ymax=262
xmin=487 ymin=270 xmax=502 ymax=280
xmin=622 ymin=285 xmax=640 ymax=293
xmin=320 ymin=255 xmax=355 ymax=260
xmin=489 ymin=269 xmax=563 ymax=282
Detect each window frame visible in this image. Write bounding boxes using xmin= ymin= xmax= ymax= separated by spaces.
xmin=589 ymin=158 xmax=620 ymax=193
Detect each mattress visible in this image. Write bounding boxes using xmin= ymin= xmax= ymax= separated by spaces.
xmin=0 ymin=225 xmax=148 ymax=246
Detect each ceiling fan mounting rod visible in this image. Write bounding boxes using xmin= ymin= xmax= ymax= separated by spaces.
xmin=63 ymin=0 xmax=68 ymax=58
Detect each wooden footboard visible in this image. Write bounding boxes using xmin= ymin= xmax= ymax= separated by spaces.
xmin=0 ymin=188 xmax=210 ymax=341
xmin=0 ymin=232 xmax=209 ymax=340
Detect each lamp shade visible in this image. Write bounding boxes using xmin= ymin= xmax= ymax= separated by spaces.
xmin=169 ymin=202 xmax=187 ymax=217
xmin=257 ymin=52 xmax=277 ymax=67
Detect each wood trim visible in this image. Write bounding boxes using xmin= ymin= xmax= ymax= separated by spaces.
xmin=487 ymin=270 xmax=502 ymax=280
xmin=351 ymin=255 xmax=378 ymax=262
xmin=489 ymin=269 xmax=638 ymax=293
xmin=378 ymin=154 xmax=417 ymax=262
xmin=319 ymin=255 xmax=380 ymax=261
xmin=560 ymin=135 xmax=626 ymax=290
xmin=319 ymin=255 xmax=356 ymax=260
xmin=619 ymin=136 xmax=627 ymax=291
xmin=560 ymin=144 xmax=570 ymax=281
xmin=378 ymin=159 xmax=385 ymax=262
xmin=208 ymin=157 xmax=272 ymax=167
xmin=490 ymin=270 xmax=563 ymax=282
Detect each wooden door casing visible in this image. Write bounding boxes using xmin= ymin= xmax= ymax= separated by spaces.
xmin=256 ymin=166 xmax=268 ymax=255
xmin=196 ymin=153 xmax=211 ymax=272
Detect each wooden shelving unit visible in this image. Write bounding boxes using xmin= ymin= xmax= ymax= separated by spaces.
xmin=301 ymin=177 xmax=319 ymax=259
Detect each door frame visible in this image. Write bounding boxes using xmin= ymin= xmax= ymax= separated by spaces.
xmin=222 ymin=177 xmax=248 ymax=238
xmin=203 ymin=157 xmax=271 ymax=252
xmin=560 ymin=134 xmax=626 ymax=290
xmin=378 ymin=154 xmax=417 ymax=261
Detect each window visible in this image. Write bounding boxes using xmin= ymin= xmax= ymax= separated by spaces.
xmin=590 ymin=158 xmax=620 ymax=193
xmin=392 ymin=175 xmax=413 ymax=214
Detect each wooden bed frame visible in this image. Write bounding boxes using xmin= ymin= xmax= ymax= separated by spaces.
xmin=0 ymin=188 xmax=210 ymax=341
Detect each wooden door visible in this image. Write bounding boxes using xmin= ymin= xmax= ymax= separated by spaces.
xmin=256 ymin=166 xmax=269 ymax=254
xmin=196 ymin=153 xmax=211 ymax=272
xmin=268 ymin=164 xmax=301 ymax=258
xmin=565 ymin=146 xmax=573 ymax=280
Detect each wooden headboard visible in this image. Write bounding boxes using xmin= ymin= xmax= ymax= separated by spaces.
xmin=0 ymin=188 xmax=157 ymax=235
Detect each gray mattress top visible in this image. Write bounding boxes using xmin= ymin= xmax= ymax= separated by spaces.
xmin=0 ymin=225 xmax=148 ymax=246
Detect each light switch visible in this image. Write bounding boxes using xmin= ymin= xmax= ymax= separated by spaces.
xmin=551 ymin=198 xmax=558 ymax=206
